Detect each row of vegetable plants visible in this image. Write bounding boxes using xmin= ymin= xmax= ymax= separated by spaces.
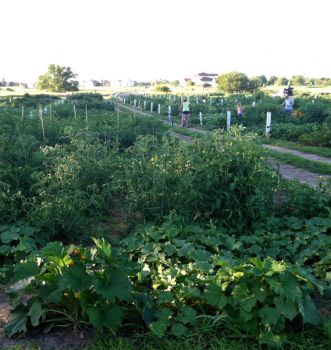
xmin=118 ymin=92 xmax=331 ymax=147
xmin=0 ymin=94 xmax=330 ymax=348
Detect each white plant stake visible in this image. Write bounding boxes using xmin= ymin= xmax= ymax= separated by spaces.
xmin=158 ymin=104 xmax=161 ymax=114
xmin=39 ymin=107 xmax=45 ymax=140
xmin=227 ymin=111 xmax=231 ymax=131
xmin=266 ymin=112 xmax=272 ymax=136
xmin=151 ymin=102 xmax=153 ymax=112
xmin=199 ymin=112 xmax=203 ymax=125
xmin=85 ymin=105 xmax=88 ymax=124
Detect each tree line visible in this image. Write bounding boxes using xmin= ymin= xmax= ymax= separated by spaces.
xmin=30 ymin=64 xmax=331 ymax=93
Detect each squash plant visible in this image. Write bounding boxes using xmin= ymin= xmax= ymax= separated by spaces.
xmin=5 ymin=238 xmax=133 ymax=337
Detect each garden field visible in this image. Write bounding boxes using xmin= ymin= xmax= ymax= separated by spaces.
xmin=0 ymin=92 xmax=331 ymax=350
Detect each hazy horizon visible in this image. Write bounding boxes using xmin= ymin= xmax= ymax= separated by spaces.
xmin=1 ymin=0 xmax=330 ymax=83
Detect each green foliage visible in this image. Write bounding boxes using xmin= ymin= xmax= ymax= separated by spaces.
xmin=291 ymin=75 xmax=306 ymax=86
xmin=217 ymin=72 xmax=251 ymax=93
xmin=10 ymin=94 xmax=60 ymax=108
xmin=122 ymin=215 xmax=324 ymax=343
xmin=298 ymin=101 xmax=331 ymax=123
xmin=0 ymin=222 xmax=43 ymax=283
xmin=28 ymin=133 xmax=117 ymax=240
xmin=275 ymin=77 xmax=289 ymax=86
xmin=275 ymin=180 xmax=331 ymax=219
xmin=116 ymin=129 xmax=277 ymax=227
xmin=37 ymin=64 xmax=78 ymax=92
xmin=154 ymin=85 xmax=171 ymax=93
xmin=1 ymin=92 xmax=331 ymax=347
xmin=65 ymin=93 xmax=115 ymax=110
xmin=5 ymin=239 xmax=132 ymax=337
xmin=0 ymin=102 xmax=167 ymax=240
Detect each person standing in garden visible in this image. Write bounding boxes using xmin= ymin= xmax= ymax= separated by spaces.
xmin=237 ymin=102 xmax=244 ymax=124
xmin=180 ymin=98 xmax=190 ymax=127
xmin=283 ymin=96 xmax=294 ymax=115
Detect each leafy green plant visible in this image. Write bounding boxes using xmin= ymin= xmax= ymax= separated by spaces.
xmin=116 ymin=129 xmax=278 ymax=229
xmin=5 ymin=238 xmax=133 ymax=337
xmin=122 ymin=215 xmax=324 ymax=344
xmin=0 ymin=222 xmax=42 ymax=283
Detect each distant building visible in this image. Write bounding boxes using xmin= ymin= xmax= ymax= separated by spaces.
xmin=192 ymin=72 xmax=218 ymax=87
xmin=101 ymin=80 xmax=111 ymax=87
xmin=110 ymin=79 xmax=136 ymax=88
xmin=79 ymin=80 xmax=102 ymax=89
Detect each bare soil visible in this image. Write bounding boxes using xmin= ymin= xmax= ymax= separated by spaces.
xmin=270 ymin=160 xmax=331 ymax=188
xmin=0 ymin=290 xmax=94 ymax=350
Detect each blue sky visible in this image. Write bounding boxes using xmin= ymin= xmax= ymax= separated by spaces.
xmin=1 ymin=0 xmax=330 ymax=82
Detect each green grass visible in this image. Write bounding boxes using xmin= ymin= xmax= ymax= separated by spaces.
xmin=2 ymin=325 xmax=330 ymax=350
xmin=267 ymin=149 xmax=331 ymax=175
xmin=261 ymin=138 xmax=331 ymax=158
xmin=172 ymin=126 xmax=206 ymax=138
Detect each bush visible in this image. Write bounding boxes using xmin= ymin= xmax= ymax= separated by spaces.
xmin=154 ymin=85 xmax=171 ymax=93
xmin=116 ymin=129 xmax=278 ymax=229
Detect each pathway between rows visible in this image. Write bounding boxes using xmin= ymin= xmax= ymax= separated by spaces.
xmin=116 ymin=103 xmax=330 ymax=188
xmin=262 ymin=144 xmax=331 ymax=164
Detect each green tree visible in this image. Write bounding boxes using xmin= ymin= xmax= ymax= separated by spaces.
xmin=37 ymin=64 xmax=78 ymax=92
xmin=267 ymin=76 xmax=277 ymax=85
xmin=251 ymin=75 xmax=267 ymax=87
xmin=291 ymin=75 xmax=306 ymax=86
xmin=216 ymin=71 xmax=250 ymax=93
xmin=154 ymin=85 xmax=171 ymax=92
xmin=275 ymin=77 xmax=289 ymax=86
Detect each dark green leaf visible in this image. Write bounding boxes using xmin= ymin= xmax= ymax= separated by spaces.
xmin=149 ymin=321 xmax=167 ymax=338
xmin=274 ymin=297 xmax=297 ymax=320
xmin=4 ymin=305 xmax=28 ymax=337
xmin=13 ymin=261 xmax=39 ymax=282
xmin=28 ymin=300 xmax=44 ymax=327
xmin=60 ymin=264 xmax=92 ymax=292
xmin=258 ymin=306 xmax=279 ymax=326
xmin=178 ymin=306 xmax=197 ymax=325
xmin=301 ymin=298 xmax=321 ymax=325
xmin=203 ymin=283 xmax=228 ymax=307
xmin=171 ymin=323 xmax=188 ymax=337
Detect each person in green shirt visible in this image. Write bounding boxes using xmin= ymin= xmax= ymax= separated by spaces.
xmin=179 ymin=98 xmax=190 ymax=127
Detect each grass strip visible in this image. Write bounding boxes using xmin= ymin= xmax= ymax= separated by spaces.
xmin=261 ymin=138 xmax=331 ymax=158
xmin=267 ymin=149 xmax=331 ymax=175
xmin=172 ymin=126 xmax=206 ymax=138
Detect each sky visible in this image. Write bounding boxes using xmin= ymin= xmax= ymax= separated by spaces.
xmin=1 ymin=0 xmax=330 ymax=83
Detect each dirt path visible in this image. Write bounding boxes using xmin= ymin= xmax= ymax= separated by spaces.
xmin=269 ymin=160 xmax=330 ymax=188
xmin=263 ymin=144 xmax=331 ymax=164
